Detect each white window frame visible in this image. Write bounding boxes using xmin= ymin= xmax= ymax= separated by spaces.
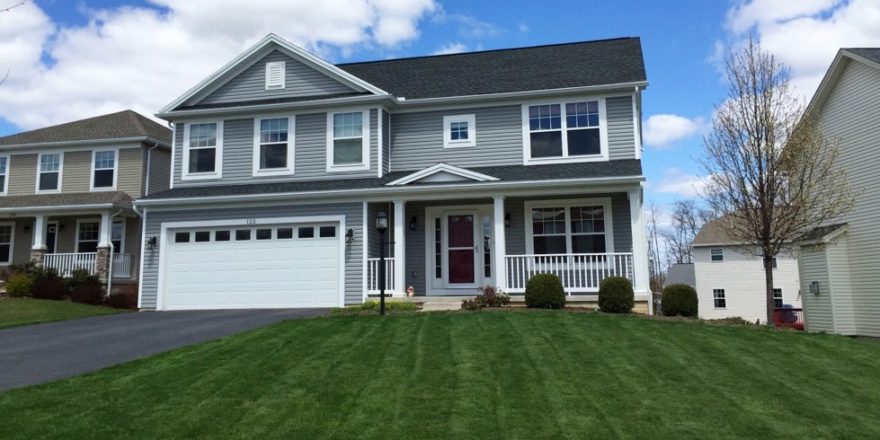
xmin=713 ymin=289 xmax=726 ymax=309
xmin=0 ymin=221 xmax=14 ymax=265
xmin=252 ymin=115 xmax=295 ymax=176
xmin=521 ymin=96 xmax=609 ymax=165
xmin=111 ymin=219 xmax=125 ymax=253
xmin=524 ymin=197 xmax=614 ymax=255
xmin=36 ymin=152 xmax=63 ymax=194
xmin=773 ymin=288 xmax=783 ymax=308
xmin=443 ymin=114 xmax=476 ymax=148
xmin=710 ymin=248 xmax=724 ymax=262
xmin=90 ymin=148 xmax=119 ymax=191
xmin=182 ymin=121 xmax=223 ymax=180
xmin=75 ymin=219 xmax=100 ymax=253
xmin=0 ymin=154 xmax=9 ymax=196
xmin=326 ymin=109 xmax=370 ymax=172
xmin=265 ymin=61 xmax=286 ymax=90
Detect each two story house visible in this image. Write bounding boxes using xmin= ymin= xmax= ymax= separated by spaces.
xmin=0 ymin=110 xmax=171 ymax=285
xmin=135 ymin=34 xmax=650 ymax=312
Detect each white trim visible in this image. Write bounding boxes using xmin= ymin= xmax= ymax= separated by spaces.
xmin=523 ymin=197 xmax=615 ymax=255
xmin=377 ymin=108 xmax=383 ymax=178
xmin=156 ymin=214 xmax=347 ymax=310
xmin=0 ymin=154 xmax=9 ymax=196
xmin=36 ymin=152 xmax=64 ymax=194
xmin=0 ymin=221 xmax=14 ymax=265
xmin=386 ymin=163 xmax=499 ymax=186
xmin=492 ymin=196 xmax=506 ymax=290
xmin=75 ymin=218 xmax=101 ymax=253
xmin=521 ymin=97 xmax=609 ymax=165
xmin=806 ymin=49 xmax=880 ymax=116
xmin=169 ymin=124 xmax=176 ymax=189
xmin=181 ymin=120 xmax=223 ymax=181
xmin=424 ymin=204 xmax=494 ymax=294
xmin=710 ymin=248 xmax=724 ymax=262
xmin=442 ymin=114 xmax=477 ymax=148
xmin=326 ymin=109 xmax=370 ymax=172
xmin=31 ymin=215 xmax=46 ymax=250
xmin=393 ymin=200 xmax=406 ymax=295
xmin=265 ymin=60 xmax=286 ymax=90
xmin=362 ymin=201 xmax=368 ymax=302
xmin=137 ymin=208 xmax=148 ymax=309
xmin=252 ymin=115 xmax=295 ymax=176
xmin=632 ymin=90 xmax=642 ymax=160
xmin=628 ymin=186 xmax=649 ymax=296
xmin=89 ymin=148 xmax=119 ymax=192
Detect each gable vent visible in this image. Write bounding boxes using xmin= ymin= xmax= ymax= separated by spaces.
xmin=265 ymin=61 xmax=286 ymax=90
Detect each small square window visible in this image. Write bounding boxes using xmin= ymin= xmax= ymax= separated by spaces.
xmin=443 ymin=114 xmax=476 ymax=148
xmin=277 ymin=228 xmax=294 ymax=239
xmin=710 ymin=248 xmax=724 ymax=262
xmin=215 ymin=230 xmax=231 ymax=241
xmin=174 ymin=232 xmax=190 ymax=243
xmin=235 ymin=229 xmax=251 ymax=241
xmin=298 ymin=227 xmax=314 ymax=238
xmin=194 ymin=231 xmax=210 ymax=242
xmin=319 ymin=226 xmax=336 ymax=238
xmin=256 ymin=229 xmax=272 ymax=240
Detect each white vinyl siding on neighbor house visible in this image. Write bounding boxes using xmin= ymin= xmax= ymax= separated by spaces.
xmin=90 ymin=149 xmax=118 ymax=191
xmin=0 ymin=155 xmax=8 ymax=195
xmin=442 ymin=114 xmax=476 ymax=148
xmin=694 ymin=245 xmax=801 ymax=323
xmin=252 ymin=116 xmax=294 ymax=176
xmin=521 ymin=97 xmax=609 ymax=164
xmin=36 ymin=152 xmax=63 ymax=193
xmin=710 ymin=248 xmax=723 ymax=261
xmin=326 ymin=110 xmax=369 ymax=172
xmin=182 ymin=121 xmax=223 ymax=180
xmin=713 ymin=289 xmax=726 ymax=308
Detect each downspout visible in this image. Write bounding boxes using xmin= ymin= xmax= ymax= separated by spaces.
xmin=144 ymin=141 xmax=160 ymax=196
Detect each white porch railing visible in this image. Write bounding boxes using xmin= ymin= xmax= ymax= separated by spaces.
xmin=43 ymin=253 xmax=133 ymax=279
xmin=366 ymin=257 xmax=397 ymax=294
xmin=504 ymin=253 xmax=634 ymax=294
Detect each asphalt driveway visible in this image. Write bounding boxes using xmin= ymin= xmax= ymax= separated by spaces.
xmin=0 ymin=308 xmax=328 ymax=392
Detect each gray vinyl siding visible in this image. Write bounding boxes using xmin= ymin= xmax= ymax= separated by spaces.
xmin=799 ymin=246 xmax=833 ymax=333
xmin=817 ymin=59 xmax=880 ymax=336
xmin=139 ymin=202 xmax=364 ymax=309
xmin=6 ymin=153 xmax=36 ymax=196
xmin=193 ymin=50 xmax=354 ymax=107
xmin=147 ymin=148 xmax=171 ymax=195
xmin=7 ymin=218 xmax=33 ymax=265
xmin=172 ymin=110 xmax=378 ymax=186
xmin=382 ymin=110 xmax=391 ymax=175
xmin=606 ymin=96 xmax=637 ymax=160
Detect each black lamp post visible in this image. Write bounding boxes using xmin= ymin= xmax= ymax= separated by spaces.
xmin=376 ymin=211 xmax=389 ymax=316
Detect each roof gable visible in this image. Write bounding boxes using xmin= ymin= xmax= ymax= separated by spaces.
xmin=386 ymin=163 xmax=499 ymax=186
xmin=0 ymin=110 xmax=171 ymax=148
xmin=807 ymin=48 xmax=880 ymax=115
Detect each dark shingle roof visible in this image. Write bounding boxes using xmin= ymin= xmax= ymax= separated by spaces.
xmin=692 ymin=218 xmax=735 ymax=246
xmin=846 ymin=48 xmax=880 ymax=65
xmin=338 ymin=38 xmax=646 ymax=99
xmin=799 ymin=223 xmax=848 ymax=243
xmin=0 ymin=110 xmax=171 ymax=147
xmin=0 ymin=191 xmax=134 ymax=210
xmin=141 ymin=160 xmax=642 ymax=201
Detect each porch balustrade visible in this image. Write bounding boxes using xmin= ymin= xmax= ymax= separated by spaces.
xmin=504 ymin=253 xmax=634 ymax=294
xmin=43 ymin=253 xmax=134 ymax=279
xmin=366 ymin=257 xmax=397 ymax=294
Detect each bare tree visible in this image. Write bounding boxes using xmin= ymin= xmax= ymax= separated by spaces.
xmin=662 ymin=200 xmax=713 ymax=265
xmin=646 ymin=202 xmax=665 ymax=293
xmin=700 ymin=37 xmax=853 ymax=324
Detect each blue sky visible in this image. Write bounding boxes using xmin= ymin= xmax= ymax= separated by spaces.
xmin=2 ymin=0 xmax=878 ymax=221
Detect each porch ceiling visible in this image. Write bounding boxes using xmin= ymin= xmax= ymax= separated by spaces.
xmin=0 ymin=191 xmax=133 ymax=213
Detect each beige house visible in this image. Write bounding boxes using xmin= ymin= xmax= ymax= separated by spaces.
xmin=0 ymin=110 xmax=171 ymax=285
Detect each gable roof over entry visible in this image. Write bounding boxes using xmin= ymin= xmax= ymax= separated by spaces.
xmin=386 ymin=163 xmax=500 ymax=186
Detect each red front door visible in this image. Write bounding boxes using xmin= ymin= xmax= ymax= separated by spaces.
xmin=447 ymin=214 xmax=475 ymax=284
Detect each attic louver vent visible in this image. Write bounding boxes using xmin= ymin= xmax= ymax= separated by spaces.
xmin=265 ymin=61 xmax=286 ymax=90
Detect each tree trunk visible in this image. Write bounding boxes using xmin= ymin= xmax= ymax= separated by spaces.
xmin=764 ymin=254 xmax=775 ymax=325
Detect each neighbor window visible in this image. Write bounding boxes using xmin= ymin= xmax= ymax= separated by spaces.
xmin=771 ymin=257 xmax=778 ymax=269
xmin=0 ymin=223 xmax=12 ymax=264
xmin=710 ymin=248 xmax=724 ymax=262
xmin=0 ymin=155 xmax=8 ymax=195
xmin=773 ymin=288 xmax=783 ymax=308
xmin=443 ymin=114 xmax=476 ymax=148
xmin=525 ymin=100 xmax=602 ymax=161
xmin=111 ymin=220 xmax=124 ymax=253
xmin=184 ymin=122 xmax=222 ymax=178
xmin=37 ymin=152 xmax=62 ymax=192
xmin=713 ymin=289 xmax=726 ymax=308
xmin=327 ymin=111 xmax=368 ymax=171
xmin=527 ymin=200 xmax=610 ymax=255
xmin=92 ymin=150 xmax=117 ymax=190
xmin=265 ymin=61 xmax=286 ymax=90
xmin=77 ymin=222 xmax=100 ymax=252
xmin=254 ymin=117 xmax=293 ymax=175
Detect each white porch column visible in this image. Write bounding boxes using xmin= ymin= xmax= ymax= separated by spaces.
xmin=493 ymin=196 xmax=507 ymax=291
xmin=32 ymin=214 xmax=46 ymax=250
xmin=628 ymin=186 xmax=651 ymax=310
xmin=98 ymin=210 xmax=113 ymax=247
xmin=393 ymin=200 xmax=406 ymax=296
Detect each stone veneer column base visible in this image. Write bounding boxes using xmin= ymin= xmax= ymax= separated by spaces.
xmin=96 ymin=246 xmax=111 ymax=283
xmin=30 ymin=248 xmax=47 ymax=266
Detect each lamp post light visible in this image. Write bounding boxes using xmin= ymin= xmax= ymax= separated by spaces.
xmin=376 ymin=211 xmax=389 ymax=316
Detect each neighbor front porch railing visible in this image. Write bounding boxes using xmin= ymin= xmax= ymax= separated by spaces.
xmin=43 ymin=253 xmax=134 ymax=279
xmin=366 ymin=257 xmax=397 ymax=294
xmin=504 ymin=253 xmax=634 ymax=294
xmin=773 ymin=308 xmax=805 ymax=331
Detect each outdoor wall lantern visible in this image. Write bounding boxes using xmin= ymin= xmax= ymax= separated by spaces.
xmin=345 ymin=228 xmax=354 ymax=244
xmin=409 ymin=216 xmax=417 ymax=231
xmin=809 ymin=281 xmax=820 ymax=295
xmin=145 ymin=236 xmax=158 ymax=250
xmin=376 ymin=211 xmax=389 ymax=316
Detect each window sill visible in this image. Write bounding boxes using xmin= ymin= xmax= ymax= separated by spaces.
xmin=443 ymin=141 xmax=476 ymax=149
xmin=35 ymin=189 xmax=62 ymax=194
xmin=252 ymin=169 xmax=295 ymax=177
xmin=326 ymin=163 xmax=369 ymax=173
xmin=90 ymin=186 xmax=117 ymax=192
xmin=524 ymin=154 xmax=607 ymax=165
xmin=181 ymin=172 xmax=222 ymax=181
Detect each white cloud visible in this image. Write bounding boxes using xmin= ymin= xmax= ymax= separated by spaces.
xmin=643 ymin=114 xmax=707 ymax=148
xmin=517 ymin=23 xmax=529 ymax=33
xmin=724 ymin=0 xmax=880 ymax=96
xmin=0 ymin=0 xmax=437 ymax=130
xmin=432 ymin=42 xmax=467 ymax=55
xmin=654 ymin=168 xmax=710 ymax=198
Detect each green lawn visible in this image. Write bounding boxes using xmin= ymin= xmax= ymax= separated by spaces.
xmin=0 ymin=298 xmax=123 ymax=329
xmin=1 ymin=311 xmax=878 ymax=439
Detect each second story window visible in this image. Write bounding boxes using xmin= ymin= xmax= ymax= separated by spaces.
xmin=524 ymin=100 xmax=604 ymax=163
xmin=327 ymin=110 xmax=368 ymax=172
xmin=710 ymin=248 xmax=724 ymax=262
xmin=0 ymin=155 xmax=8 ymax=196
xmin=443 ymin=114 xmax=476 ymax=148
xmin=183 ymin=122 xmax=222 ymax=180
xmin=253 ymin=117 xmax=294 ymax=176
xmin=37 ymin=152 xmax=62 ymax=193
xmin=92 ymin=150 xmax=117 ymax=190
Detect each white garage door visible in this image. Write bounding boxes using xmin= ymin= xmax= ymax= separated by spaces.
xmin=161 ymin=222 xmax=342 ymax=310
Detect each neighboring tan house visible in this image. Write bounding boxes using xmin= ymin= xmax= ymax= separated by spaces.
xmin=797 ymin=48 xmax=880 ymax=337
xmin=692 ymin=219 xmax=801 ymax=323
xmin=0 ymin=110 xmax=172 ymax=286
xmin=133 ymin=34 xmax=652 ymax=312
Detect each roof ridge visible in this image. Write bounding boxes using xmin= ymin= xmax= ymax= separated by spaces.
xmin=125 ymin=110 xmax=149 ymax=137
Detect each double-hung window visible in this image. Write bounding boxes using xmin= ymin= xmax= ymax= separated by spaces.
xmin=710 ymin=248 xmax=724 ymax=262
xmin=183 ymin=122 xmax=222 ymax=179
xmin=37 ymin=152 xmax=62 ymax=193
xmin=526 ymin=199 xmax=612 ymax=256
xmin=0 ymin=155 xmax=8 ymax=195
xmin=773 ymin=288 xmax=783 ymax=308
xmin=253 ymin=117 xmax=293 ymax=176
xmin=443 ymin=114 xmax=476 ymax=148
xmin=524 ymin=99 xmax=603 ymax=163
xmin=327 ymin=110 xmax=368 ymax=171
xmin=0 ymin=223 xmax=12 ymax=264
xmin=91 ymin=150 xmax=117 ymax=190
xmin=713 ymin=289 xmax=726 ymax=308
xmin=77 ymin=221 xmax=99 ymax=253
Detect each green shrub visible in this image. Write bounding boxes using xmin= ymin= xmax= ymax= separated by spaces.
xmin=0 ymin=262 xmax=37 ymax=283
xmin=525 ymin=273 xmax=566 ymax=309
xmin=5 ymin=273 xmax=34 ymax=297
xmin=31 ymin=268 xmax=69 ymax=301
xmin=66 ymin=269 xmax=100 ymax=292
xmin=662 ymin=284 xmax=698 ymax=317
xmin=67 ymin=270 xmax=105 ymax=305
xmin=105 ymin=285 xmax=138 ymax=310
xmin=598 ymin=276 xmax=634 ymax=314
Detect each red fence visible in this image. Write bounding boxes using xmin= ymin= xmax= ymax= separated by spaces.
xmin=773 ymin=308 xmax=804 ymax=331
